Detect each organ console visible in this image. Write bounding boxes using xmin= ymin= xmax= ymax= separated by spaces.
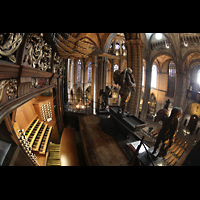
xmin=17 ymin=129 xmax=40 ymax=166
xmin=11 ymin=89 xmax=58 ymax=166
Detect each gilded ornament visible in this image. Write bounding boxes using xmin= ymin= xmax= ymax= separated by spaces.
xmin=24 ymin=33 xmax=52 ymax=71
xmin=0 ymin=33 xmax=24 ymax=56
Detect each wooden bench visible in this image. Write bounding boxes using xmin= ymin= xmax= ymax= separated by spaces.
xmin=60 ymin=128 xmax=79 ymax=166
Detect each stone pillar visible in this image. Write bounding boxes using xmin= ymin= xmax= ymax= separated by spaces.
xmin=125 ymin=33 xmax=144 ymax=116
xmin=91 ymin=56 xmax=98 ymax=114
xmin=82 ymin=58 xmax=86 ymax=104
xmin=140 ymin=57 xmax=152 ymax=120
xmin=173 ymin=57 xmax=185 ymax=108
xmin=96 ymin=58 xmax=104 ymax=109
xmin=174 ymin=69 xmax=184 ymax=107
xmin=111 ymin=59 xmax=114 ymax=86
xmin=97 ymin=58 xmax=103 ymax=93
xmin=64 ymin=58 xmax=69 ymax=104
xmin=103 ymin=57 xmax=108 ymax=91
xmin=70 ymin=59 xmax=74 ymax=101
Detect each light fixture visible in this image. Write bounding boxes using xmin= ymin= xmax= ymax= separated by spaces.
xmin=115 ymin=51 xmax=119 ymax=56
xmin=165 ymin=41 xmax=170 ymax=48
xmin=183 ymin=34 xmax=188 ymax=47
xmin=184 ymin=40 xmax=188 ymax=47
xmin=155 ymin=33 xmax=163 ymax=40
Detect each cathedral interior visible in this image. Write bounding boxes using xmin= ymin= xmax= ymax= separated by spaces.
xmin=1 ymin=33 xmax=200 ymax=166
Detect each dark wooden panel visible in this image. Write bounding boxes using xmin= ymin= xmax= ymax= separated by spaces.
xmin=0 ymin=60 xmax=20 ymax=80
xmin=21 ymin=65 xmax=54 ymax=78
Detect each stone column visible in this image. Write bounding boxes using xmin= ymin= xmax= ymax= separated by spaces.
xmin=82 ymin=58 xmax=86 ymax=104
xmin=140 ymin=57 xmax=152 ymax=120
xmin=174 ymin=69 xmax=184 ymax=107
xmin=125 ymin=34 xmax=144 ymax=116
xmin=174 ymin=58 xmax=184 ymax=108
xmin=102 ymin=57 xmax=108 ymax=91
xmin=97 ymin=58 xmax=103 ymax=93
xmin=70 ymin=59 xmax=74 ymax=102
xmin=96 ymin=58 xmax=104 ymax=110
xmin=91 ymin=56 xmax=98 ymax=114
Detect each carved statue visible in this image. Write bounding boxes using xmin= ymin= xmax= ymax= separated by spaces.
xmin=99 ymin=86 xmax=112 ymax=110
xmin=164 ymin=99 xmax=170 ymax=110
xmin=152 ymin=107 xmax=182 ymax=157
xmin=113 ymin=67 xmax=136 ymax=117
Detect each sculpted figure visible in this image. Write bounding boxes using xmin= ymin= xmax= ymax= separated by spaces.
xmin=99 ymin=86 xmax=112 ymax=110
xmin=164 ymin=99 xmax=170 ymax=110
xmin=113 ymin=67 xmax=136 ymax=117
xmin=152 ymin=107 xmax=182 ymax=157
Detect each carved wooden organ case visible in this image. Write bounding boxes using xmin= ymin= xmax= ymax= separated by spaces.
xmin=0 ymin=33 xmax=67 ymax=166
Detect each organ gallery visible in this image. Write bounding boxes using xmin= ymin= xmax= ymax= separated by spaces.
xmin=1 ymin=33 xmax=200 ymax=166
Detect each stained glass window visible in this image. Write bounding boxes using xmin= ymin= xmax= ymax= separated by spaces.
xmin=169 ymin=61 xmax=176 ymax=77
xmin=167 ymin=60 xmax=176 ymax=97
xmin=77 ymin=59 xmax=81 ymax=83
xmin=88 ymin=62 xmax=92 ymax=83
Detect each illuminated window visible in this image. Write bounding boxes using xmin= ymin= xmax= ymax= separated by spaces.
xmin=169 ymin=61 xmax=176 ymax=77
xmin=155 ymin=33 xmax=163 ymax=40
xmin=197 ymin=69 xmax=200 ymax=85
xmin=87 ymin=62 xmax=92 ymax=83
xmin=167 ymin=60 xmax=176 ymax=97
xmin=115 ymin=43 xmax=120 ymax=50
xmin=122 ymin=40 xmax=126 ymax=50
xmin=114 ymin=64 xmax=119 ymax=72
xmin=77 ymin=59 xmax=81 ymax=83
xmin=142 ymin=66 xmax=145 ymax=86
xmin=151 ymin=64 xmax=157 ymax=88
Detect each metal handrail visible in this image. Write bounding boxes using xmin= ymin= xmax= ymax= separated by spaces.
xmin=142 ymin=142 xmax=155 ymax=166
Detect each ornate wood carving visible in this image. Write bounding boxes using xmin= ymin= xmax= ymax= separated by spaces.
xmin=23 ymin=33 xmax=52 ymax=71
xmin=53 ymin=52 xmax=65 ymax=75
xmin=6 ymin=79 xmax=17 ymax=99
xmin=0 ymin=33 xmax=65 ymax=122
xmin=0 ymin=33 xmax=24 ymax=63
xmin=0 ymin=79 xmax=17 ymax=104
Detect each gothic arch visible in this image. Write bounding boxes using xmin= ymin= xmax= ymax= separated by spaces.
xmin=103 ymin=33 xmax=119 ymax=52
xmin=150 ymin=51 xmax=176 ymax=67
xmin=104 ymin=33 xmax=143 ymax=52
xmin=182 ymin=49 xmax=200 ymax=65
xmin=189 ymin=59 xmax=200 ymax=71
xmin=188 ymin=62 xmax=200 ymax=92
